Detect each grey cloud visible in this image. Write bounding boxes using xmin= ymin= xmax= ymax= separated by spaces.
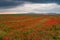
xmin=0 ymin=3 xmax=60 ymax=13
xmin=0 ymin=0 xmax=60 ymax=13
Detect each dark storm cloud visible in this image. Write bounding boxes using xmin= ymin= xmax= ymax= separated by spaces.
xmin=0 ymin=0 xmax=60 ymax=8
xmin=26 ymin=0 xmax=60 ymax=3
xmin=0 ymin=0 xmax=24 ymax=8
xmin=15 ymin=0 xmax=60 ymax=4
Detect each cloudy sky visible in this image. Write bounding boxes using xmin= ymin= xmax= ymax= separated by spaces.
xmin=0 ymin=0 xmax=60 ymax=14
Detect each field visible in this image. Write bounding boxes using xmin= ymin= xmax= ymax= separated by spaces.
xmin=0 ymin=14 xmax=60 ymax=40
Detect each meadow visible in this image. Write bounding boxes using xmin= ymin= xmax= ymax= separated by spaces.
xmin=0 ymin=14 xmax=60 ymax=40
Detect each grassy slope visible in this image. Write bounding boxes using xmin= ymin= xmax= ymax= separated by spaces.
xmin=0 ymin=14 xmax=60 ymax=40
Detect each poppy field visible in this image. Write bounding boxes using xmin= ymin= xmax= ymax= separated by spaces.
xmin=0 ymin=14 xmax=60 ymax=40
